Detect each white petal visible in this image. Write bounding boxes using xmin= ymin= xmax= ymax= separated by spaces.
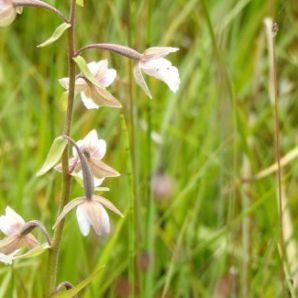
xmin=0 ymin=251 xmax=17 ymax=265
xmin=133 ymin=65 xmax=152 ymax=98
xmin=92 ymin=203 xmax=110 ymax=235
xmin=140 ymin=58 xmax=171 ymax=70
xmin=99 ymin=69 xmax=116 ymax=87
xmin=92 ymin=139 xmax=106 ymax=159
xmin=87 ymin=61 xmax=100 ymax=76
xmin=76 ymin=204 xmax=91 ymax=236
xmin=83 ymin=129 xmax=98 ymax=146
xmin=141 ymin=58 xmax=180 ymax=93
xmin=58 ymin=77 xmax=70 ymax=90
xmin=80 ymin=91 xmax=99 ymax=109
xmin=58 ymin=77 xmax=86 ymax=93
xmin=0 ymin=207 xmax=25 ymax=236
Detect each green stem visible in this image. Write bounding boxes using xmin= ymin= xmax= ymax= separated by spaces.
xmin=46 ymin=1 xmax=76 ymax=296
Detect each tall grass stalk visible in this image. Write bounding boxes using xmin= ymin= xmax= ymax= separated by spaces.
xmin=264 ymin=17 xmax=287 ymax=293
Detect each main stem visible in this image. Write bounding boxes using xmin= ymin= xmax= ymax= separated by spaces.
xmin=46 ymin=1 xmax=76 ymax=296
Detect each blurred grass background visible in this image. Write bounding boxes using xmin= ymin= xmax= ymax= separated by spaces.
xmin=1 ymin=0 xmax=298 ymax=297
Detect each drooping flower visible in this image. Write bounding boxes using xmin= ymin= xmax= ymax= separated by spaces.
xmin=0 ymin=206 xmax=39 ymax=254
xmin=0 ymin=0 xmax=16 ymax=27
xmin=56 ymin=130 xmax=120 ymax=187
xmin=133 ymin=47 xmax=180 ymax=98
xmin=53 ymin=196 xmax=123 ymax=236
xmin=59 ymin=60 xmax=121 ymax=109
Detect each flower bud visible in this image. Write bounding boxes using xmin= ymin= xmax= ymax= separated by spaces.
xmin=0 ymin=0 xmax=16 ymax=27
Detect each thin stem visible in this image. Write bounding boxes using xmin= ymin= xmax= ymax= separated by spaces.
xmin=75 ymin=43 xmax=142 ymax=60
xmin=264 ymin=18 xmax=287 ymax=291
xmin=13 ymin=0 xmax=68 ymax=23
xmin=45 ymin=1 xmax=76 ymax=296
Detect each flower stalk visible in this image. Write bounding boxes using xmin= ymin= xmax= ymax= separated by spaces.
xmin=75 ymin=43 xmax=142 ymax=60
xmin=46 ymin=0 xmax=76 ymax=295
xmin=13 ymin=0 xmax=68 ymax=23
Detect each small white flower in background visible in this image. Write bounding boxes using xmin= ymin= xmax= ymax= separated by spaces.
xmin=59 ymin=59 xmax=121 ymax=109
xmin=0 ymin=206 xmax=39 ymax=255
xmin=53 ymin=196 xmax=123 ymax=236
xmin=0 ymin=0 xmax=22 ymax=27
xmin=134 ymin=47 xmax=180 ymax=98
xmin=56 ymin=130 xmax=120 ymax=187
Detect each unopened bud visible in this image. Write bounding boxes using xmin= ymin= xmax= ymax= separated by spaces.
xmin=0 ymin=0 xmax=16 ymax=27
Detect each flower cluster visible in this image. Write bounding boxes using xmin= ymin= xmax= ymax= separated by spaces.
xmin=0 ymin=2 xmax=180 ymax=296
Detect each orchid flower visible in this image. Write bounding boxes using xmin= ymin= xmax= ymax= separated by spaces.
xmin=133 ymin=47 xmax=180 ymax=98
xmin=59 ymin=60 xmax=122 ymax=109
xmin=56 ymin=130 xmax=120 ymax=187
xmin=0 ymin=0 xmax=20 ymax=27
xmin=53 ymin=196 xmax=123 ymax=236
xmin=0 ymin=206 xmax=39 ymax=254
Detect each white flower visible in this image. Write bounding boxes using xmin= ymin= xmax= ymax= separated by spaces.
xmin=0 ymin=207 xmax=39 ymax=254
xmin=59 ymin=60 xmax=121 ymax=109
xmin=0 ymin=0 xmax=22 ymax=27
xmin=55 ymin=130 xmax=120 ymax=187
xmin=133 ymin=47 xmax=180 ymax=98
xmin=0 ymin=0 xmax=15 ymax=27
xmin=53 ymin=196 xmax=123 ymax=237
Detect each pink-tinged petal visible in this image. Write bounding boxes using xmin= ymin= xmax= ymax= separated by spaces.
xmin=89 ymin=159 xmax=120 ymax=178
xmin=54 ymin=157 xmax=81 ymax=174
xmin=142 ymin=47 xmax=179 ymax=61
xmin=76 ymin=204 xmax=91 ymax=236
xmin=93 ymin=196 xmax=124 ymax=217
xmin=23 ymin=233 xmax=39 ymax=249
xmin=80 ymin=91 xmax=99 ymax=109
xmin=58 ymin=77 xmax=86 ymax=93
xmin=99 ymin=69 xmax=117 ymax=87
xmin=87 ymin=61 xmax=102 ymax=76
xmin=90 ymin=86 xmax=122 ymax=109
xmin=133 ymin=65 xmax=152 ymax=99
xmin=52 ymin=198 xmax=85 ymax=230
xmin=0 ymin=1 xmax=16 ymax=27
xmin=83 ymin=129 xmax=99 ymax=149
xmin=0 ymin=207 xmax=25 ymax=236
xmin=0 ymin=235 xmax=21 ymax=254
xmin=86 ymin=201 xmax=110 ymax=236
xmin=92 ymin=139 xmax=106 ymax=160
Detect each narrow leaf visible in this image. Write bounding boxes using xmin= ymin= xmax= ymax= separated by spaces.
xmin=37 ymin=23 xmax=71 ymax=48
xmin=52 ymin=266 xmax=104 ymax=298
xmin=73 ymin=56 xmax=103 ymax=89
xmin=36 ymin=136 xmax=68 ymax=176
xmin=13 ymin=243 xmax=50 ymax=260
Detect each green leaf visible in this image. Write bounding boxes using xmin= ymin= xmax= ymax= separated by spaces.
xmin=36 ymin=136 xmax=68 ymax=176
xmin=13 ymin=243 xmax=50 ymax=260
xmin=52 ymin=266 xmax=104 ymax=298
xmin=76 ymin=0 xmax=84 ymax=6
xmin=37 ymin=23 xmax=71 ymax=48
xmin=73 ymin=56 xmax=103 ymax=89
